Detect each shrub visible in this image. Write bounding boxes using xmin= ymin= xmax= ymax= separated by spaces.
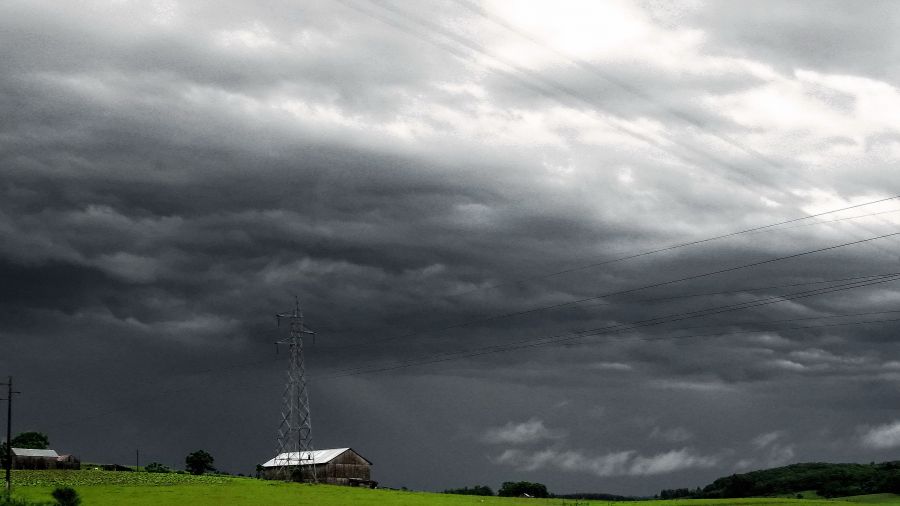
xmin=145 ymin=462 xmax=171 ymax=473
xmin=51 ymin=487 xmax=81 ymax=506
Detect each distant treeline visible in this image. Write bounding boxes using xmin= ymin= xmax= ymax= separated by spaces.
xmin=660 ymin=461 xmax=900 ymax=499
xmin=441 ymin=485 xmax=493 ymax=496
xmin=446 ymin=461 xmax=900 ymax=501
xmin=443 ymin=481 xmax=549 ymax=497
xmin=443 ymin=482 xmax=635 ymax=500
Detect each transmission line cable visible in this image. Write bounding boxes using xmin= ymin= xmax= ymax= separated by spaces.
xmin=319 ymin=270 xmax=900 ymax=344
xmin=448 ymin=196 xmax=900 ymax=298
xmin=315 ymin=313 xmax=900 ymax=381
xmin=326 ymin=230 xmax=900 ymax=350
xmin=318 ymin=271 xmax=900 ymax=378
xmin=742 ymin=208 xmax=900 ymax=235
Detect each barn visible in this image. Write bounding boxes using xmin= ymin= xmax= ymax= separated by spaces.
xmin=11 ymin=448 xmax=81 ymax=470
xmin=260 ymin=448 xmax=374 ymax=486
xmin=11 ymin=448 xmax=58 ymax=470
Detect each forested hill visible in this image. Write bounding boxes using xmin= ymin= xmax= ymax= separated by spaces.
xmin=662 ymin=461 xmax=900 ymax=499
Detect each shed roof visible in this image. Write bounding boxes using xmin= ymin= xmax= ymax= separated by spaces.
xmin=261 ymin=448 xmax=371 ymax=467
xmin=12 ymin=448 xmax=59 ymax=458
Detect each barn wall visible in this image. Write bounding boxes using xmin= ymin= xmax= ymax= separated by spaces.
xmin=322 ymin=450 xmax=370 ymax=482
xmin=13 ymin=456 xmax=57 ymax=470
xmin=324 ymin=463 xmax=370 ymax=481
xmin=57 ymin=456 xmax=81 ymax=470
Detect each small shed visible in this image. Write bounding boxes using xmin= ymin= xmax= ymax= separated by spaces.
xmin=11 ymin=448 xmax=59 ymax=470
xmin=57 ymin=454 xmax=81 ymax=470
xmin=260 ymin=448 xmax=374 ymax=486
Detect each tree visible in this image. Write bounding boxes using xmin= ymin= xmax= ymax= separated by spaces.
xmin=185 ymin=450 xmax=215 ymax=475
xmin=498 ymin=481 xmax=549 ymax=498
xmin=11 ymin=431 xmax=49 ymax=449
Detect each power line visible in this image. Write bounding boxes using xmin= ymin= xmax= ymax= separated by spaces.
xmin=743 ymin=208 xmax=900 ymax=234
xmin=618 ymin=308 xmax=900 ymax=334
xmin=319 ymin=270 xmax=900 ymax=345
xmin=591 ymin=274 xmax=900 ymax=334
xmin=447 ymin=195 xmax=900 ymax=299
xmin=573 ymin=307 xmax=900 ymax=346
xmin=330 ymin=274 xmax=900 ymax=376
xmin=316 ymin=267 xmax=900 ymax=337
xmin=570 ymin=271 xmax=900 ymax=311
xmin=314 ymin=313 xmax=900 ymax=382
xmin=326 ymin=230 xmax=900 ymax=350
xmin=316 ymin=272 xmax=900 ymax=379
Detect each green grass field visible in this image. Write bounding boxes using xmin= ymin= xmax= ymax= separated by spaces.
xmin=839 ymin=495 xmax=900 ymax=504
xmin=8 ymin=470 xmax=900 ymax=506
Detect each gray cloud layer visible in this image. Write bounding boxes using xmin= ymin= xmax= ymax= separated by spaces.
xmin=2 ymin=0 xmax=900 ymax=495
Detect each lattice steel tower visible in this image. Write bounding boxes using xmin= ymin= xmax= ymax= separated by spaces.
xmin=273 ymin=297 xmax=318 ymax=482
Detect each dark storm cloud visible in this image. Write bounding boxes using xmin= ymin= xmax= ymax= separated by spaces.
xmin=1 ymin=0 xmax=900 ymax=496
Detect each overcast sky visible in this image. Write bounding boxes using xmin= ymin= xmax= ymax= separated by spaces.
xmin=3 ymin=0 xmax=900 ymax=496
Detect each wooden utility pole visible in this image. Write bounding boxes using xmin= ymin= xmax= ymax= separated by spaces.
xmin=1 ymin=376 xmax=21 ymax=498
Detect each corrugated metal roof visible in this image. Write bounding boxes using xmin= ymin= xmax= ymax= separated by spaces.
xmin=12 ymin=448 xmax=59 ymax=458
xmin=262 ymin=448 xmax=354 ymax=467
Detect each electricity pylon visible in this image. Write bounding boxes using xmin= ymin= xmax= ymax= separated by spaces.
xmin=273 ymin=297 xmax=318 ymax=482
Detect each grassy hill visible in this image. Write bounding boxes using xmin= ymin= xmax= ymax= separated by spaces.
xmin=698 ymin=462 xmax=900 ymax=499
xmin=8 ymin=470 xmax=900 ymax=506
xmin=840 ymin=495 xmax=900 ymax=504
